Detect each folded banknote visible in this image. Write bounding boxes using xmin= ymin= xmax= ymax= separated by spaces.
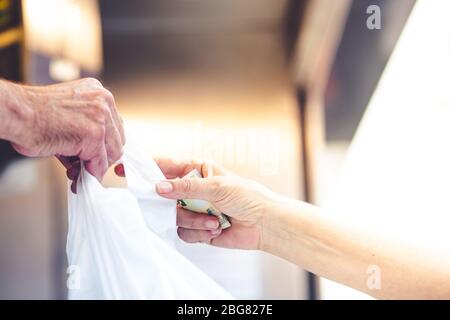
xmin=177 ymin=169 xmax=231 ymax=229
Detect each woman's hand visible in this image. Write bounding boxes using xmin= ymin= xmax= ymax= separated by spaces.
xmin=116 ymin=158 xmax=450 ymax=299
xmin=117 ymin=158 xmax=280 ymax=250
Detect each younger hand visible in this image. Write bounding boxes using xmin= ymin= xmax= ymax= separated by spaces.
xmin=136 ymin=159 xmax=279 ymax=250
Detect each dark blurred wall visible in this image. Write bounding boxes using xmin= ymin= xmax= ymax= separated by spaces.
xmin=0 ymin=0 xmax=23 ymax=174
xmin=0 ymin=0 xmax=66 ymax=300
xmin=99 ymin=0 xmax=291 ymax=78
xmin=100 ymin=0 xmax=288 ymax=35
xmin=324 ymin=0 xmax=416 ymax=141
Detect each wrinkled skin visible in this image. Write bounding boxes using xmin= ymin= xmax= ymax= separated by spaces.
xmin=9 ymin=78 xmax=125 ymax=192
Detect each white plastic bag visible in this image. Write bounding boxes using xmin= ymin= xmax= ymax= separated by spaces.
xmin=66 ymin=140 xmax=232 ymax=299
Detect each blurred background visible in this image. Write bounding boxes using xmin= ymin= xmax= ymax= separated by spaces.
xmin=1 ymin=0 xmax=449 ymax=299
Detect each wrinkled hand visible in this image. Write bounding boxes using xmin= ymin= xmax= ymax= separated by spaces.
xmin=116 ymin=159 xmax=279 ymax=250
xmin=11 ymin=78 xmax=125 ymax=192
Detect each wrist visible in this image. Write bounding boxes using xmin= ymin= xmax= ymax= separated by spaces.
xmin=259 ymin=196 xmax=316 ymax=254
xmin=0 ymin=81 xmax=36 ymax=147
xmin=259 ymin=192 xmax=291 ymax=252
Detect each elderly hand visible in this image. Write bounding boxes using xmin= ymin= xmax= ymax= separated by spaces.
xmin=7 ymin=78 xmax=125 ymax=192
xmin=115 ymin=159 xmax=280 ymax=250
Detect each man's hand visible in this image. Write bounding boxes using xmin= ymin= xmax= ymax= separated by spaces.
xmin=4 ymin=78 xmax=125 ymax=192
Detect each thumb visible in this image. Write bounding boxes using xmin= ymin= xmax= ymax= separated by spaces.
xmin=156 ymin=177 xmax=217 ymax=201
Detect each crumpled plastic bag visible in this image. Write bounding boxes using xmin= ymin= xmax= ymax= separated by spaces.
xmin=66 ymin=139 xmax=232 ymax=299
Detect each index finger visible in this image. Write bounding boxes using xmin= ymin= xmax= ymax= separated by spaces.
xmin=56 ymin=155 xmax=79 ymax=170
xmin=154 ymin=158 xmax=203 ymax=179
xmin=154 ymin=158 xmax=230 ymax=179
xmin=114 ymin=158 xmax=205 ymax=178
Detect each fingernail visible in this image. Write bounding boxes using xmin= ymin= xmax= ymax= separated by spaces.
xmin=210 ymin=229 xmax=222 ymax=236
xmin=114 ymin=164 xmax=125 ymax=177
xmin=205 ymin=220 xmax=219 ymax=229
xmin=156 ymin=181 xmax=173 ymax=194
xmin=71 ymin=181 xmax=77 ymax=194
xmin=67 ymin=165 xmax=80 ymax=180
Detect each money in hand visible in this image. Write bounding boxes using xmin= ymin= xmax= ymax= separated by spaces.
xmin=177 ymin=169 xmax=231 ymax=229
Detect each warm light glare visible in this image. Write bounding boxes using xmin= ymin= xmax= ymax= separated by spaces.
xmin=330 ymin=0 xmax=450 ymax=241
xmin=320 ymin=0 xmax=450 ymax=299
xmin=122 ymin=117 xmax=284 ymax=177
xmin=22 ymin=0 xmax=102 ymax=73
xmin=49 ymin=58 xmax=81 ymax=81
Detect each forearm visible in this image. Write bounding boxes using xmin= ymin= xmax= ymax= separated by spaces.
xmin=0 ymin=80 xmax=34 ymax=145
xmin=261 ymin=198 xmax=450 ymax=299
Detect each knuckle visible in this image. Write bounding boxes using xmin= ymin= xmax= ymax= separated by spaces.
xmin=210 ymin=176 xmax=235 ymax=201
xmin=119 ymin=119 xmax=126 ymax=143
xmin=82 ymin=77 xmax=103 ymax=88
xmin=118 ymin=115 xmax=125 ymax=130
xmin=209 ymin=176 xmax=224 ymax=191
xmin=100 ymin=88 xmax=115 ymax=106
xmin=110 ymin=147 xmax=123 ymax=163
xmin=178 ymin=178 xmax=193 ymax=193
xmin=95 ymin=101 xmax=113 ymax=120
xmin=93 ymin=100 xmax=108 ymax=114
xmin=90 ymin=125 xmax=105 ymax=142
